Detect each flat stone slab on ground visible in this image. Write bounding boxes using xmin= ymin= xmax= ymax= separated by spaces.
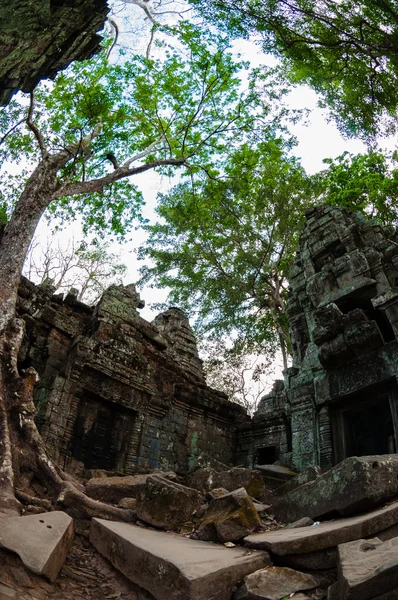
xmin=0 ymin=511 xmax=74 ymax=582
xmin=244 ymin=500 xmax=398 ymax=557
xmin=90 ymin=518 xmax=270 ymax=600
xmin=329 ymin=536 xmax=398 ymax=600
xmin=86 ymin=474 xmax=151 ymax=504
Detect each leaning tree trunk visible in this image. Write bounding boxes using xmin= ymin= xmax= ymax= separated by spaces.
xmin=0 ymin=156 xmax=135 ymax=522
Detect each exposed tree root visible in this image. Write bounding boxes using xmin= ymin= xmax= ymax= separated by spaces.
xmin=0 ymin=318 xmax=137 ymax=523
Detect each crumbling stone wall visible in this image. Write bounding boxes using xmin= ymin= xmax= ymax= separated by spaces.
xmin=240 ymin=205 xmax=398 ymax=471
xmin=17 ymin=279 xmax=248 ymax=476
xmin=0 ymin=0 xmax=109 ymax=105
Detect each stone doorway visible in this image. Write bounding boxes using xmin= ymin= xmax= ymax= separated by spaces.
xmin=331 ymin=382 xmax=398 ymax=464
xmin=255 ymin=446 xmax=277 ymax=465
xmin=70 ymin=394 xmax=137 ymax=472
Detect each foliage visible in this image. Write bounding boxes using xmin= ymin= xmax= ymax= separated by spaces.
xmin=188 ymin=0 xmax=398 ymax=138
xmin=23 ymin=236 xmax=127 ymax=303
xmin=139 ymin=138 xmax=315 ymax=367
xmin=315 ymin=151 xmax=398 ymax=225
xmin=0 ymin=23 xmax=274 ymax=238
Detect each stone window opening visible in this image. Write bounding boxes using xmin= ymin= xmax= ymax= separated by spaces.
xmin=335 ymin=296 xmax=395 ymax=343
xmin=313 ymin=241 xmax=347 ymax=273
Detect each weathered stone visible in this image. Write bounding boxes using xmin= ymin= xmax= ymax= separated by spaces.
xmin=189 ymin=453 xmax=230 ymax=473
xmin=279 ymin=547 xmax=337 ymax=571
xmin=207 ymin=488 xmax=229 ymax=500
xmin=187 ymin=468 xmax=265 ymax=499
xmin=329 ymin=536 xmax=398 ymax=600
xmin=273 ymin=456 xmax=398 ymax=522
xmin=0 ymin=1 xmax=109 ymax=106
xmin=234 ymin=566 xmax=318 ymax=600
xmin=135 ymin=475 xmax=203 ymax=531
xmin=197 ymin=487 xmax=261 ymax=543
xmin=118 ymin=497 xmax=137 ymax=510
xmin=285 ymin=517 xmax=315 ymax=529
xmin=276 ymin=466 xmax=323 ymax=497
xmin=253 ymin=502 xmax=271 ymax=515
xmin=254 ymin=464 xmax=296 ymax=481
xmin=244 ymin=500 xmax=398 ymax=557
xmin=90 ymin=518 xmax=271 ymax=600
xmin=86 ymin=474 xmax=151 ymax=504
xmin=0 ymin=512 xmax=74 ymax=581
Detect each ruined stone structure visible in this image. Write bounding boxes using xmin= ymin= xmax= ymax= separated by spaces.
xmin=238 ymin=205 xmax=398 ymax=471
xmin=18 ymin=278 xmax=247 ymax=476
xmin=0 ymin=0 xmax=109 ymax=105
xmin=18 ymin=205 xmax=398 ymax=477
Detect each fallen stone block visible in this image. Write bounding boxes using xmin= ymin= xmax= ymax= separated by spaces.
xmin=0 ymin=511 xmax=74 ymax=582
xmin=275 ymin=466 xmax=323 ymax=497
xmin=329 ymin=536 xmax=398 ymax=600
xmin=273 ymin=455 xmax=398 ymax=522
xmin=244 ymin=500 xmax=398 ymax=558
xmin=278 ymin=547 xmax=337 ymax=571
xmin=187 ymin=467 xmax=265 ymax=498
xmin=196 ymin=487 xmax=261 ymax=543
xmin=135 ymin=474 xmax=202 ymax=531
xmin=285 ymin=517 xmax=315 ymax=529
xmin=207 ymin=488 xmax=229 ymax=500
xmin=86 ymin=474 xmax=151 ymax=504
xmin=90 ymin=518 xmax=270 ymax=600
xmin=234 ymin=566 xmax=318 ymax=600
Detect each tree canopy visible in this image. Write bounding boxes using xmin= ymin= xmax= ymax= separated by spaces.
xmin=139 ymin=137 xmax=315 ymax=369
xmin=188 ymin=0 xmax=398 ymax=138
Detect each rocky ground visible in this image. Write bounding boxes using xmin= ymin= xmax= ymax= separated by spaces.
xmin=3 ymin=455 xmax=398 ymax=599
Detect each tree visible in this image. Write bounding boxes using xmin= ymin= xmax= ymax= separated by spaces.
xmin=188 ymin=0 xmax=398 ymax=138
xmin=139 ymin=138 xmax=315 ymax=370
xmin=202 ymin=339 xmax=276 ymax=414
xmin=0 ymin=25 xmax=271 ymax=516
xmin=24 ymin=236 xmax=127 ymax=303
xmin=315 ymin=150 xmax=398 ymax=225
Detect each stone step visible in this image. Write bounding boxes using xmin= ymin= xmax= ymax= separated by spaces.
xmin=244 ymin=500 xmax=398 ymax=557
xmin=90 ymin=518 xmax=270 ymax=600
xmin=0 ymin=511 xmax=74 ymax=582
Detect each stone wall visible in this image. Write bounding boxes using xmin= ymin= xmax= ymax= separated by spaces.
xmin=0 ymin=0 xmax=109 ymax=105
xmin=17 ymin=278 xmax=248 ymax=476
xmin=240 ymin=205 xmax=398 ymax=471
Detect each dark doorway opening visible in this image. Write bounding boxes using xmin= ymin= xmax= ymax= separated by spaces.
xmin=256 ymin=446 xmax=277 ymax=465
xmin=71 ymin=393 xmax=136 ymax=471
xmin=331 ymin=383 xmax=397 ymax=463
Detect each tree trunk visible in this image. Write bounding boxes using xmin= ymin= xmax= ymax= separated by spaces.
xmin=0 ymin=157 xmax=136 ymax=522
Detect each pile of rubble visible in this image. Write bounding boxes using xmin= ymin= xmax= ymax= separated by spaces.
xmin=3 ymin=454 xmax=398 ymax=599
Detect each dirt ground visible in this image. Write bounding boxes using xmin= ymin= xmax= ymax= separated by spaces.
xmin=0 ymin=534 xmax=154 ymax=600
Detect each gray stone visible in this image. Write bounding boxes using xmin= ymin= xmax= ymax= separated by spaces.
xmin=273 ymin=456 xmax=398 ymax=522
xmin=254 ymin=464 xmax=296 ymax=481
xmin=276 ymin=467 xmax=323 ymax=497
xmin=279 ymin=547 xmax=337 ymax=570
xmin=86 ymin=474 xmax=151 ymax=504
xmin=197 ymin=487 xmax=261 ymax=543
xmin=234 ymin=566 xmax=318 ymax=600
xmin=329 ymin=536 xmax=398 ymax=600
xmin=90 ymin=518 xmax=271 ymax=600
xmin=187 ymin=467 xmax=265 ymax=499
xmin=0 ymin=511 xmax=74 ymax=581
xmin=244 ymin=499 xmax=398 ymax=558
xmin=285 ymin=517 xmax=315 ymax=529
xmin=207 ymin=488 xmax=229 ymax=500
xmin=135 ymin=474 xmax=203 ymax=531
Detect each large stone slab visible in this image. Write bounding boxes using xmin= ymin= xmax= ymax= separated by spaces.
xmin=0 ymin=512 xmax=74 ymax=582
xmin=273 ymin=455 xmax=398 ymax=522
xmin=234 ymin=566 xmax=318 ymax=599
xmin=90 ymin=518 xmax=270 ymax=600
xmin=187 ymin=467 xmax=265 ymax=499
xmin=135 ymin=474 xmax=203 ymax=531
xmin=329 ymin=536 xmax=398 ymax=600
xmin=244 ymin=500 xmax=398 ymax=557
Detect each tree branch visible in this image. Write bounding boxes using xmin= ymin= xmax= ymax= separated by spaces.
xmin=26 ymin=93 xmax=49 ymax=159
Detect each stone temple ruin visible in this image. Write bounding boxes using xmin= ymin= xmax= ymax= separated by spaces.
xmin=239 ymin=204 xmax=398 ymax=473
xmin=16 ymin=204 xmax=398 ymax=478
